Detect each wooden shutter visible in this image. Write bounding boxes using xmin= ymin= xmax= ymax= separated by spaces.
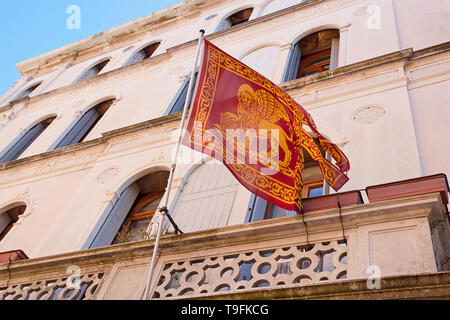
xmin=245 ymin=194 xmax=268 ymax=223
xmin=77 ymin=60 xmax=109 ymax=82
xmin=281 ymin=42 xmax=301 ymax=82
xmin=78 ymin=68 xmax=98 ymax=82
xmin=330 ymin=38 xmax=340 ymax=70
xmin=85 ymin=183 xmax=140 ymax=249
xmin=54 ymin=107 xmax=100 ymax=149
xmin=216 ymin=18 xmax=232 ymax=32
xmin=0 ymin=213 xmax=12 ymax=235
xmin=13 ymin=83 xmax=41 ymax=101
xmin=165 ymin=72 xmax=198 ymax=115
xmin=0 ymin=122 xmax=46 ymax=163
xmin=171 ymin=162 xmax=240 ymax=233
xmin=124 ymin=50 xmax=146 ymax=67
xmin=241 ymin=46 xmax=280 ymax=80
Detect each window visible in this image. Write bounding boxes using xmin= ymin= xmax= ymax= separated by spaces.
xmin=53 ymin=99 xmax=114 ymax=149
xmin=0 ymin=116 xmax=56 ymax=163
xmin=170 ymin=161 xmax=240 ymax=233
xmin=165 ymin=72 xmax=198 ymax=115
xmin=241 ymin=46 xmax=280 ymax=80
xmin=0 ymin=205 xmax=26 ymax=242
xmin=84 ymin=171 xmax=169 ymax=249
xmin=283 ymin=29 xmax=340 ymax=82
xmin=76 ymin=59 xmax=110 ymax=83
xmin=12 ymin=82 xmax=42 ymax=101
xmin=246 ymin=139 xmax=326 ymax=222
xmin=216 ymin=8 xmax=254 ymax=31
xmin=124 ymin=42 xmax=160 ymax=67
xmin=112 ymin=191 xmax=164 ymax=244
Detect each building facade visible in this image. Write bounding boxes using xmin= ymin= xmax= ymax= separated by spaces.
xmin=0 ymin=0 xmax=449 ymax=300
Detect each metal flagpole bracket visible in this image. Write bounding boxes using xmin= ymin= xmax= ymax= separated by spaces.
xmin=158 ymin=206 xmax=183 ymax=235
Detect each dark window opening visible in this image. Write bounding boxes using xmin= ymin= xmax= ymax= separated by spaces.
xmin=13 ymin=83 xmax=42 ymax=101
xmin=76 ymin=60 xmax=110 ymax=82
xmin=228 ymin=8 xmax=253 ymax=27
xmin=0 ymin=205 xmax=26 ymax=242
xmin=166 ymin=72 xmax=198 ymax=115
xmin=282 ymin=29 xmax=340 ymax=82
xmin=112 ymin=171 xmax=169 ymax=245
xmin=248 ymin=138 xmax=326 ymax=221
xmin=0 ymin=116 xmax=56 ymax=163
xmin=112 ymin=191 xmax=164 ymax=245
xmin=217 ymin=8 xmax=253 ymax=31
xmin=297 ymin=29 xmax=340 ymax=78
xmin=54 ymin=99 xmax=114 ymax=149
xmin=125 ymin=42 xmax=161 ymax=66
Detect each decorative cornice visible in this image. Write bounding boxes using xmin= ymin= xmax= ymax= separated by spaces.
xmin=0 ymin=112 xmax=182 ymax=171
xmin=15 ymin=0 xmax=324 ymax=76
xmin=0 ymin=42 xmax=449 ymax=172
xmin=0 ymin=192 xmax=444 ymax=279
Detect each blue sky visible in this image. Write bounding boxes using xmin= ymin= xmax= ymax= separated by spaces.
xmin=0 ymin=0 xmax=182 ymax=96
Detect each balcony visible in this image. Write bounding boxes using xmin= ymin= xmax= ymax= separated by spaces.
xmin=0 ymin=181 xmax=449 ymax=300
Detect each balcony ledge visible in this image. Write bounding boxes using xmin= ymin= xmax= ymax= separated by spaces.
xmin=192 ymin=271 xmax=450 ymax=300
xmin=1 ymin=192 xmax=449 ymax=300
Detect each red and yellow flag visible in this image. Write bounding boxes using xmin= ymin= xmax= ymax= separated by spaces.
xmin=182 ymin=39 xmax=349 ymax=213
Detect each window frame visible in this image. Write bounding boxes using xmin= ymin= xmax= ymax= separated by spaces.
xmin=112 ymin=191 xmax=164 ymax=245
xmin=0 ymin=205 xmax=26 ymax=242
xmin=74 ymin=58 xmax=111 ymax=84
xmin=51 ymin=99 xmax=115 ymax=150
xmin=0 ymin=116 xmax=56 ymax=163
xmin=216 ymin=7 xmax=254 ymax=32
xmin=297 ymin=48 xmax=332 ymax=78
xmin=11 ymin=82 xmax=43 ymax=102
xmin=123 ymin=42 xmax=161 ymax=67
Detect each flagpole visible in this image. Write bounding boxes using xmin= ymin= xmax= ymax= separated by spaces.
xmin=141 ymin=29 xmax=205 ymax=300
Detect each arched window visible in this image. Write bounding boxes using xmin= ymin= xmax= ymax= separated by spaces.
xmin=246 ymin=138 xmax=325 ymax=221
xmin=12 ymin=82 xmax=42 ymax=101
xmin=75 ymin=59 xmax=110 ymax=83
xmin=259 ymin=0 xmax=300 ymax=17
xmin=0 ymin=116 xmax=56 ymax=163
xmin=124 ymin=42 xmax=161 ymax=67
xmin=283 ymin=29 xmax=340 ymax=82
xmin=0 ymin=204 xmax=26 ymax=242
xmin=170 ymin=161 xmax=240 ymax=233
xmin=84 ymin=170 xmax=169 ymax=248
xmin=53 ymin=99 xmax=115 ymax=149
xmin=216 ymin=8 xmax=254 ymax=31
xmin=165 ymin=72 xmax=198 ymax=115
xmin=241 ymin=46 xmax=280 ymax=80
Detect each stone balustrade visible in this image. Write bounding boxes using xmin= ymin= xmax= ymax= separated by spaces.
xmin=0 ymin=192 xmax=449 ymax=300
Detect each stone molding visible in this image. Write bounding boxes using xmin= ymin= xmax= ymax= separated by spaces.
xmin=0 ymin=193 xmax=448 ymax=299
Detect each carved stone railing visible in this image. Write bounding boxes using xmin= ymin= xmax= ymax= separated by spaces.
xmin=0 ymin=273 xmax=104 ymax=300
xmin=0 ymin=192 xmax=449 ymax=300
xmin=152 ymin=240 xmax=348 ymax=299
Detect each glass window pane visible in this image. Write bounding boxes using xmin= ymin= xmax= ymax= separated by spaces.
xmin=308 ymin=186 xmax=323 ymax=198
xmin=138 ymin=196 xmax=162 ymax=213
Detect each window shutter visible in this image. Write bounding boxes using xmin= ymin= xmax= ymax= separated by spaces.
xmin=330 ymin=38 xmax=340 ymax=70
xmin=86 ymin=183 xmax=140 ymax=249
xmin=124 ymin=50 xmax=145 ymax=67
xmin=281 ymin=43 xmax=301 ymax=83
xmin=165 ymin=72 xmax=198 ymax=115
xmin=78 ymin=67 xmax=98 ymax=82
xmin=216 ymin=19 xmax=232 ymax=32
xmin=54 ymin=107 xmax=100 ymax=149
xmin=245 ymin=194 xmax=268 ymax=223
xmin=0 ymin=213 xmax=12 ymax=235
xmin=0 ymin=122 xmax=46 ymax=163
xmin=171 ymin=162 xmax=240 ymax=233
